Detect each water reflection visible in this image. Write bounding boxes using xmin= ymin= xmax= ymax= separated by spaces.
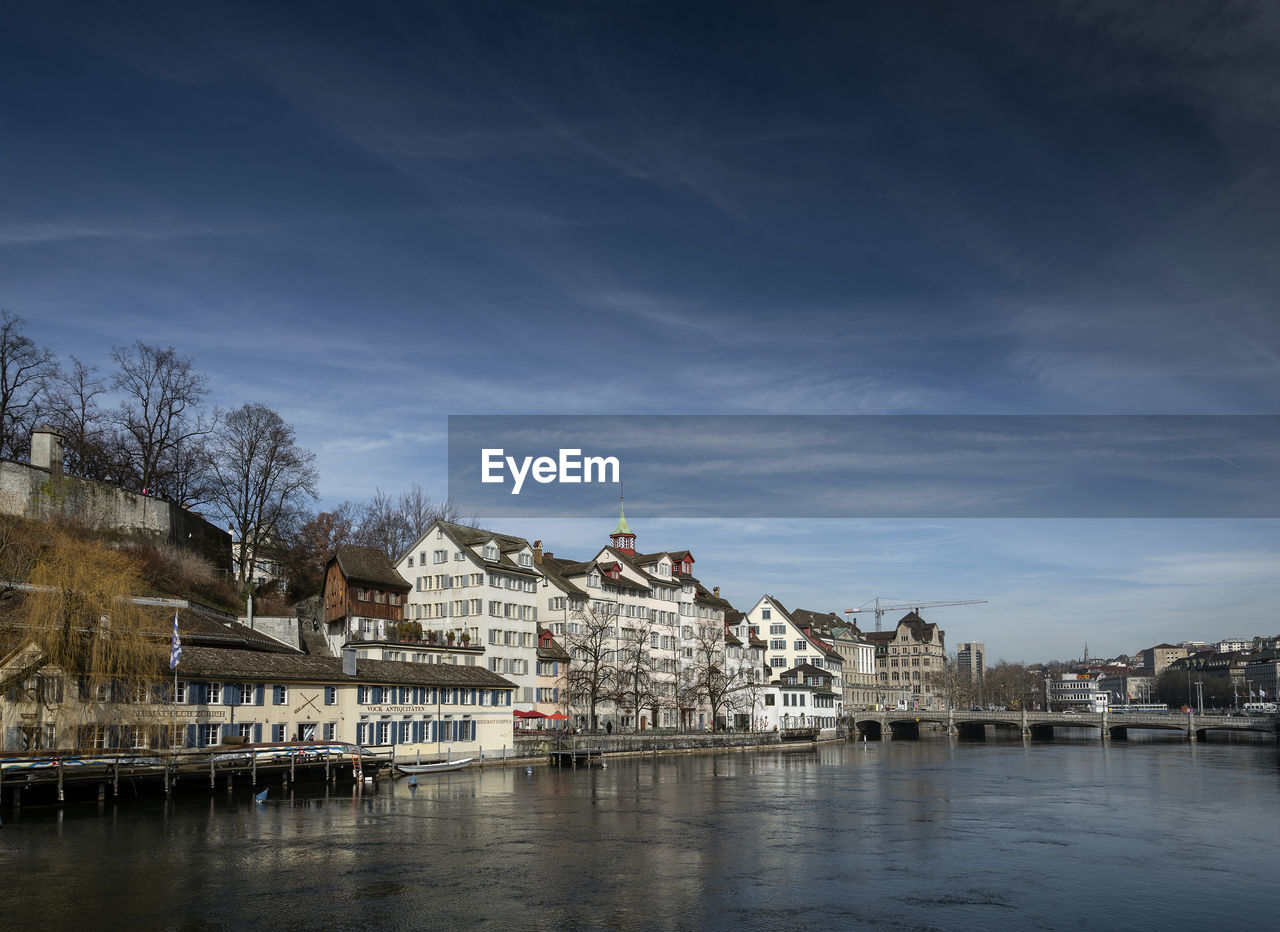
xmin=2 ymin=736 xmax=1277 ymax=928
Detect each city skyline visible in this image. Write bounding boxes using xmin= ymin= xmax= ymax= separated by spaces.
xmin=5 ymin=2 xmax=1279 ymax=660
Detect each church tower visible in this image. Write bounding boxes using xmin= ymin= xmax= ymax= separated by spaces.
xmin=610 ymin=495 xmax=636 ymax=555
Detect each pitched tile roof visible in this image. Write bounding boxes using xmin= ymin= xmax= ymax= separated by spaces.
xmin=177 ymin=645 xmax=517 ymax=688
xmin=334 ymin=545 xmax=411 ymax=590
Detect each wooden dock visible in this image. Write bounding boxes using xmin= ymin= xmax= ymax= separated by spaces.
xmin=0 ymin=742 xmax=386 ymax=807
xmin=549 ymin=740 xmax=607 ymax=768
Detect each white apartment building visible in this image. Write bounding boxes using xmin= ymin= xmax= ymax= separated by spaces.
xmin=538 ymin=508 xmax=735 ymax=730
xmin=396 ymin=521 xmax=542 ymax=710
xmin=742 ymin=596 xmax=844 ymax=700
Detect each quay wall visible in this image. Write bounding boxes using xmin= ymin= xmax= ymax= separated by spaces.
xmin=505 ymin=731 xmax=795 ymax=762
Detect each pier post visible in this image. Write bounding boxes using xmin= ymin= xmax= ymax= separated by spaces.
xmin=252 ymin=755 xmax=257 ymax=787
xmin=112 ymin=760 xmax=119 ymax=797
xmin=57 ymin=761 xmax=64 ymax=802
xmin=1187 ymin=712 xmax=1197 ymax=742
xmin=290 ymin=752 xmax=296 ymax=783
xmin=209 ymin=757 xmax=215 ymax=790
xmin=99 ymin=781 xmax=106 ymax=801
xmin=947 ymin=710 xmax=957 ymax=736
xmin=1101 ymin=710 xmax=1110 ymax=742
xmin=1021 ymin=709 xmax=1030 ymax=737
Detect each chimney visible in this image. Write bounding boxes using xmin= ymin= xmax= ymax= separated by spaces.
xmin=544 ymin=551 xmax=553 ymax=561
xmin=342 ymin=646 xmax=357 ymax=677
xmin=30 ymin=427 xmax=65 ymax=476
xmin=533 ymin=540 xmax=543 ymax=565
xmin=713 ymin=586 xmax=720 ymax=598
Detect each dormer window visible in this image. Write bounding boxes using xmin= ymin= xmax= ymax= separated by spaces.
xmin=484 ymin=545 xmax=497 ymax=561
xmin=588 ymin=573 xmax=600 ymax=588
xmin=519 ymin=552 xmax=532 ymax=566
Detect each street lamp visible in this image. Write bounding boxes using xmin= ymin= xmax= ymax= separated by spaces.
xmin=1195 ymin=680 xmax=1204 ymax=715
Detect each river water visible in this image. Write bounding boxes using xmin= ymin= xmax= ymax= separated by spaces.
xmin=3 ymin=734 xmax=1277 ymax=930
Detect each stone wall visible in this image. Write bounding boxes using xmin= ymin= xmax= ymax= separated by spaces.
xmin=0 ymin=460 xmax=231 ymax=571
xmin=241 ymin=615 xmax=301 ymax=651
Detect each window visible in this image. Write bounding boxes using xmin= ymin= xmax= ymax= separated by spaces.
xmin=207 ymin=682 xmax=222 ymax=705
xmin=519 ymin=553 xmax=532 ymax=566
xmin=795 ymin=640 xmax=807 ymax=651
xmin=408 ymin=556 xmax=414 ymax=568
xmin=762 ymin=608 xmax=772 ymax=620
xmin=273 ymin=685 xmax=288 ymax=705
xmin=770 ymin=639 xmax=785 ymax=651
xmin=272 ymin=723 xmax=287 ymax=742
xmin=765 ymin=695 xmax=775 ymax=706
xmin=434 ymin=550 xmax=447 ymax=564
xmin=324 ymin=686 xmax=337 ymax=706
xmin=454 ymin=551 xmax=465 ymax=561
xmin=204 ymin=724 xmax=222 ymax=747
xmin=770 ymin=624 xmax=785 ymax=635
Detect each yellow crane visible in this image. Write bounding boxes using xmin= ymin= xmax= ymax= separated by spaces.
xmin=844 ymin=597 xmax=987 ymax=632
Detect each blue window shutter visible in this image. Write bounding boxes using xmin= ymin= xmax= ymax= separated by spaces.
xmin=222 ymin=724 xmax=233 ymax=740
xmin=185 ymin=724 xmax=197 ymax=747
xmin=253 ymin=723 xmax=263 ymax=743
xmin=389 ymin=722 xmax=398 ymax=745
xmin=255 ymin=686 xmax=265 ymax=706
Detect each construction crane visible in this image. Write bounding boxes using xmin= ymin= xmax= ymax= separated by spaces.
xmin=844 ymin=597 xmax=987 ymax=632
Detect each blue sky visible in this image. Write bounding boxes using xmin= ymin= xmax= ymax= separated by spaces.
xmin=4 ymin=2 xmax=1279 ymax=660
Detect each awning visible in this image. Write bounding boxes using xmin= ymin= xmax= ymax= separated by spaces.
xmin=546 ymin=712 xmax=571 ymax=720
xmin=513 ymin=709 xmax=549 ymax=719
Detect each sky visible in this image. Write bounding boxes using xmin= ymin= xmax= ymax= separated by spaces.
xmin=4 ymin=1 xmax=1279 ymax=661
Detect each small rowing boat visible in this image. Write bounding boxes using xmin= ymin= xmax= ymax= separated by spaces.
xmin=395 ymin=757 xmax=475 ymax=775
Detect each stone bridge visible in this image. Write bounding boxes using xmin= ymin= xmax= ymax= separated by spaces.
xmin=849 ymin=709 xmax=1280 ymax=743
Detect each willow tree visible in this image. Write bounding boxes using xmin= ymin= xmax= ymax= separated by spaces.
xmin=2 ymin=529 xmax=168 ymax=750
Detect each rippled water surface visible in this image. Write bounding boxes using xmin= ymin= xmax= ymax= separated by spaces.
xmin=3 ymin=735 xmax=1277 ymax=930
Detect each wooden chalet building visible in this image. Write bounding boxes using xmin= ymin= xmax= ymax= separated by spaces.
xmin=323 ymin=545 xmax=412 ymax=654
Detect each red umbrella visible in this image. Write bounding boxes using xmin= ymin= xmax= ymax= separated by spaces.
xmin=512 ymin=709 xmax=534 ymax=718
xmin=547 ymin=712 xmax=571 ymax=720
xmin=524 ymin=710 xmax=549 ymax=719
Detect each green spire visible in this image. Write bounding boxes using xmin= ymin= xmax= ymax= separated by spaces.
xmin=612 ymin=502 xmax=632 ymax=536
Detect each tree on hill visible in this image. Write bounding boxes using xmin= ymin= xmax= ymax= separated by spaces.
xmin=208 ymin=403 xmax=319 ymax=590
xmin=1 ymin=528 xmax=168 ymax=751
xmin=0 ymin=311 xmax=57 ymax=461
xmin=111 ymin=340 xmax=213 ymax=504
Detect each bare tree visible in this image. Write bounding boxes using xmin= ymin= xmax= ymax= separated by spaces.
xmin=111 ymin=340 xmax=211 ymax=500
xmin=43 ymin=356 xmax=122 ymax=481
xmin=0 ymin=311 xmax=57 ymax=460
xmin=684 ymin=624 xmax=755 ymax=730
xmin=611 ymin=615 xmax=657 ymax=732
xmin=207 ymin=403 xmax=319 ymax=589
xmin=564 ymin=602 xmax=617 ymax=732
xmin=354 ymin=484 xmax=472 ymax=562
xmin=280 ymin=502 xmax=361 ymax=597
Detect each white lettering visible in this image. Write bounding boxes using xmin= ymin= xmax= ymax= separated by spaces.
xmin=584 ymin=455 xmax=621 ymax=484
xmin=532 ymin=456 xmax=557 ymax=484
xmin=558 ymin=448 xmax=581 ymax=483
xmin=481 ymin=449 xmax=505 ymax=483
xmin=480 ymin=448 xmax=621 ymax=494
xmin=507 ymin=455 xmax=533 ymax=494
